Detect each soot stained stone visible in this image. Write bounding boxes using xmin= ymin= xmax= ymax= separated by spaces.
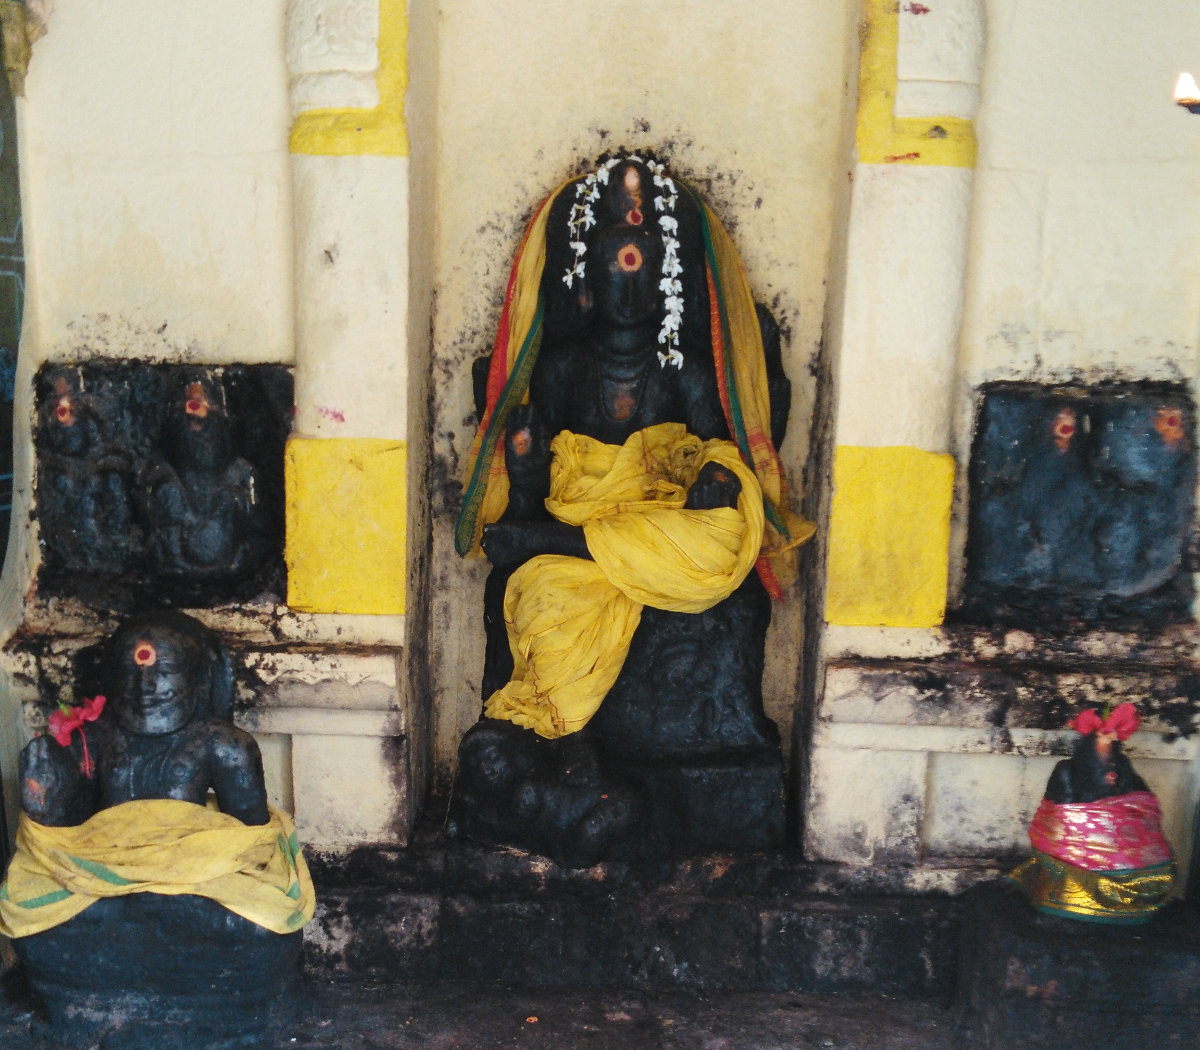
xmin=449 ymin=154 xmax=793 ymax=864
xmin=34 ymin=361 xmax=291 ymax=608
xmin=963 ymin=383 xmax=1196 ymax=626
xmin=8 ymin=611 xmax=303 ymax=1049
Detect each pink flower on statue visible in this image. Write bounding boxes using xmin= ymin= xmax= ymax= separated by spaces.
xmin=1068 ymin=701 xmax=1140 ymax=741
xmin=48 ymin=694 xmax=106 ymax=777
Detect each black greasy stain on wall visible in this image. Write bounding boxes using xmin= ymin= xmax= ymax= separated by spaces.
xmin=962 ymin=382 xmax=1196 ymax=627
xmin=34 ymin=361 xmax=292 ymax=611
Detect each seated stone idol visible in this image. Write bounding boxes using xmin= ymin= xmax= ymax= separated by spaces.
xmin=0 ymin=611 xmax=313 ymax=1047
xmin=140 ymin=375 xmax=267 ymax=580
xmin=1008 ymin=703 xmax=1175 ymax=923
xmin=450 ymin=153 xmax=814 ymax=865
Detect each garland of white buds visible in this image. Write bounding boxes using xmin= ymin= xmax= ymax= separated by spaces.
xmin=563 ymin=155 xmax=684 ymax=370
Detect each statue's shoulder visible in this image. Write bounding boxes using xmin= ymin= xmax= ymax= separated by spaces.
xmin=193 ymin=718 xmax=262 ymax=761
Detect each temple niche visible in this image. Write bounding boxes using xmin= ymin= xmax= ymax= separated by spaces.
xmin=447 ymin=154 xmax=813 ymax=865
xmin=34 ymin=362 xmax=292 ymax=609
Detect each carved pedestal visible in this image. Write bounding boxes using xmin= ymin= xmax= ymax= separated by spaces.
xmin=14 ymin=895 xmax=302 ymax=1049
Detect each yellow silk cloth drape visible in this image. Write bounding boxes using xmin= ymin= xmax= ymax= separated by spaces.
xmin=0 ymin=800 xmax=315 ymax=938
xmin=484 ymin=423 xmax=764 ymax=739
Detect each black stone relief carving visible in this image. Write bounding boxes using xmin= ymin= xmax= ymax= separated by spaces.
xmin=35 ymin=361 xmax=292 ymax=609
xmin=963 ymin=383 xmax=1196 ymax=626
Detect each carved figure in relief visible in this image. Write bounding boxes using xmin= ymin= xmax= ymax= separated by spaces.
xmin=36 ymin=368 xmax=135 ymax=574
xmin=1008 ymin=703 xmax=1176 ymax=923
xmin=450 ymin=154 xmax=813 ymax=863
xmin=140 ymin=376 xmax=266 ymax=578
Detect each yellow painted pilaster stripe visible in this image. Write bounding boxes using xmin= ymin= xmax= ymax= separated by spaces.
xmin=289 ymin=0 xmax=408 ymax=157
xmin=856 ymin=0 xmax=975 ymax=168
xmin=285 ymin=437 xmax=407 ymax=615
xmin=825 ymin=446 xmax=954 ymax=628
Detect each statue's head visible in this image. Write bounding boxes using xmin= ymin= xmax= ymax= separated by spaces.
xmin=591 ymin=222 xmax=664 ymax=329
xmin=162 ymin=374 xmax=233 ymax=472
xmin=38 ymin=369 xmax=94 ymax=455
xmin=545 ymin=153 xmax=700 ymax=368
xmin=106 ymin=611 xmax=234 ymax=736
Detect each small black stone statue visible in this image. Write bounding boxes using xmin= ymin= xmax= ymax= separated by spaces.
xmin=140 ymin=375 xmax=267 ymax=581
xmin=1 ymin=611 xmax=312 ymax=1049
xmin=450 ymin=153 xmax=812 ymax=865
xmin=1008 ymin=703 xmax=1175 ymax=923
xmin=19 ymin=610 xmax=268 ymax=827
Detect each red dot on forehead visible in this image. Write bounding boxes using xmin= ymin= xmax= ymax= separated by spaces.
xmin=617 ymin=243 xmax=643 ymax=273
xmin=134 ymin=642 xmax=157 ymax=667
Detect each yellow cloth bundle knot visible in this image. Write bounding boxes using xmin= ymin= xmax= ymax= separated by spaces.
xmin=0 ymin=799 xmax=316 ymax=938
xmin=484 ymin=423 xmax=763 ymax=739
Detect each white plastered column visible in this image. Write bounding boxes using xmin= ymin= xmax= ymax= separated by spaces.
xmin=268 ymin=0 xmax=414 ymax=848
xmin=808 ymin=0 xmax=986 ymax=863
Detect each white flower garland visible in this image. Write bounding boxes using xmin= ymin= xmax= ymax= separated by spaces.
xmin=563 ymin=155 xmax=684 ymax=370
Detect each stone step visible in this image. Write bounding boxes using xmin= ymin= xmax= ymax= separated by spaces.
xmin=304 ymin=837 xmax=965 ymax=997
xmin=956 ymin=882 xmax=1200 ymax=1050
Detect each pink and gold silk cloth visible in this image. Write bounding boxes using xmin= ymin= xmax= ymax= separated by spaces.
xmin=483 ymin=423 xmax=763 ymax=740
xmin=1008 ymin=791 xmax=1176 ymax=924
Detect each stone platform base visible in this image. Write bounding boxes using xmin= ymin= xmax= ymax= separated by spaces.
xmin=955 ymin=882 xmax=1200 ymax=1049
xmin=616 ymin=752 xmax=785 ymax=853
xmin=14 ymin=894 xmax=302 ymax=1049
xmin=304 ymin=836 xmax=963 ymax=996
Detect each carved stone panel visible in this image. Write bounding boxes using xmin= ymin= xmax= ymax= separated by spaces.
xmin=34 ymin=361 xmax=292 ymax=610
xmin=963 ymin=382 xmax=1196 ymax=625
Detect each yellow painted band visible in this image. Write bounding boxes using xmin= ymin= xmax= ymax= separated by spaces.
xmin=856 ymin=0 xmax=976 ymax=168
xmin=289 ymin=0 xmax=408 ymax=157
xmin=825 ymin=445 xmax=954 ymax=628
xmin=285 ymin=436 xmax=407 ymax=614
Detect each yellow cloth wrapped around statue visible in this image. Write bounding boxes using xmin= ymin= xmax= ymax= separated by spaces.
xmin=484 ymin=422 xmax=764 ymax=739
xmin=0 ymin=799 xmax=315 ymax=938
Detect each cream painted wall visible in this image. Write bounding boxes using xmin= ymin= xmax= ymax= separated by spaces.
xmin=951 ymin=0 xmax=1200 ymax=595
xmin=0 ymin=0 xmax=294 ymax=624
xmin=20 ymin=0 xmax=294 ymax=368
xmin=422 ymin=0 xmax=859 ymax=776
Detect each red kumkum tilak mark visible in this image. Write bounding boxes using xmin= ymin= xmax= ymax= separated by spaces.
xmin=618 ymin=243 xmax=643 ymax=273
xmin=1052 ymin=407 xmax=1076 ymax=452
xmin=134 ymin=642 xmax=157 ymax=667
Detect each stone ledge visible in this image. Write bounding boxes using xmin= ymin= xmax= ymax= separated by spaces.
xmin=302 ymin=838 xmax=965 ymax=996
xmin=823 ymin=659 xmax=1200 ymax=741
xmin=956 ymin=882 xmax=1200 ymax=1049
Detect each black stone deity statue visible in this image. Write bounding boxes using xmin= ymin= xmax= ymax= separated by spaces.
xmin=450 ymin=154 xmax=810 ymax=865
xmin=5 ymin=612 xmax=307 ymax=1050
xmin=20 ymin=610 xmax=268 ymax=827
xmin=139 ymin=375 xmax=267 ymax=581
xmin=1008 ymin=704 xmax=1175 ymax=923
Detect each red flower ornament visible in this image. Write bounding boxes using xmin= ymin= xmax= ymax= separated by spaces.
xmin=1068 ymin=701 xmax=1140 ymax=741
xmin=48 ymin=694 xmax=106 ymax=777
